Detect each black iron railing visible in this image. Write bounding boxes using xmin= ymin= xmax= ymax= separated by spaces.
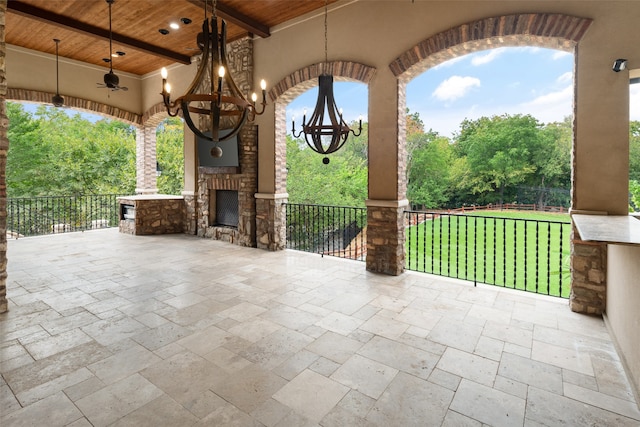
xmin=7 ymin=194 xmax=126 ymax=237
xmin=285 ymin=203 xmax=367 ymax=261
xmin=405 ymin=211 xmax=571 ymax=298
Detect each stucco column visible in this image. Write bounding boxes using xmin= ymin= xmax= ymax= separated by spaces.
xmin=366 ymin=69 xmax=407 ymax=275
xmin=182 ymin=124 xmax=197 ymax=234
xmin=255 ymin=100 xmax=286 ymax=250
xmin=135 ymin=124 xmax=158 ymax=195
xmin=0 ymin=0 xmax=7 ymax=313
xmin=569 ymin=42 xmax=631 ymax=314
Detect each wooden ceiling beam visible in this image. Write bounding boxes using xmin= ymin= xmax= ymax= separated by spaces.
xmin=186 ymin=0 xmax=271 ymax=38
xmin=7 ymin=0 xmax=192 ymax=65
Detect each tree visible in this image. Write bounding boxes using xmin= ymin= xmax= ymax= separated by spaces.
xmin=156 ymin=117 xmax=185 ymax=195
xmin=7 ymin=102 xmax=136 ymax=196
xmin=286 ymin=120 xmax=368 ymax=207
xmin=453 ymin=114 xmax=543 ymax=205
xmin=406 ymin=130 xmax=453 ymax=209
xmin=630 ymin=121 xmax=640 ymax=181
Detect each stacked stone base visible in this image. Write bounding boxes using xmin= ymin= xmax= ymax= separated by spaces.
xmin=570 ymin=229 xmax=607 ymax=314
xmin=118 ymin=196 xmax=184 ymax=235
xmin=256 ymin=195 xmax=287 ymax=251
xmin=365 ymin=201 xmax=407 ymax=276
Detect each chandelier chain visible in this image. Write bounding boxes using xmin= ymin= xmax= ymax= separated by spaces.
xmin=324 ymin=0 xmax=328 ymax=66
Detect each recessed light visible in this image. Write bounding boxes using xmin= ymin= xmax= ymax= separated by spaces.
xmin=102 ymin=58 xmax=111 ymax=63
xmin=169 ymin=22 xmax=180 ymax=30
xmin=180 ymin=17 xmax=192 ymax=25
xmin=159 ymin=28 xmax=169 ymax=35
xmin=115 ymin=51 xmax=125 ymax=56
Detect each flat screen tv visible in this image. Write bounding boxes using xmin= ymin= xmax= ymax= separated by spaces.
xmin=197 ymin=129 xmax=239 ymax=167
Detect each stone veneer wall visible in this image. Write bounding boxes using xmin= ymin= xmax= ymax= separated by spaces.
xmin=187 ymin=37 xmax=258 ymax=247
xmin=366 ymin=203 xmax=407 ymax=276
xmin=195 ymin=122 xmax=257 ymax=247
xmin=256 ymin=195 xmax=287 ymax=251
xmin=0 ymin=0 xmax=6 ymax=313
xmin=118 ymin=196 xmax=184 ymax=235
xmin=570 ymin=228 xmax=607 ymax=314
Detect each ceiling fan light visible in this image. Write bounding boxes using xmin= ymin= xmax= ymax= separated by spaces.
xmin=52 ymin=93 xmax=64 ymax=107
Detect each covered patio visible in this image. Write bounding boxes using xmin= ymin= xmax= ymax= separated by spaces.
xmin=1 ymin=230 xmax=638 ymax=425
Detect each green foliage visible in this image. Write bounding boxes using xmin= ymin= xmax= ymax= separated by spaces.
xmin=6 ymin=103 xmax=185 ymax=198
xmin=286 ymin=121 xmax=368 ymax=207
xmin=630 ymin=121 xmax=640 ymax=182
xmin=7 ymin=103 xmax=136 ymax=197
xmin=630 ymin=180 xmax=640 ymax=212
xmin=156 ymin=117 xmax=185 ymax=195
xmin=407 ymin=133 xmax=453 ymax=209
xmin=453 ymin=114 xmax=542 ymax=204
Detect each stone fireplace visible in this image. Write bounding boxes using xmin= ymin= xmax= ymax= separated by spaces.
xmin=196 ymin=125 xmax=257 ymax=247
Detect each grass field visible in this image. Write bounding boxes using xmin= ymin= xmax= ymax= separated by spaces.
xmin=405 ymin=210 xmax=571 ymax=298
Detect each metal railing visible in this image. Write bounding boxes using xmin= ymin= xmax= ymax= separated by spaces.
xmin=405 ymin=211 xmax=571 ymax=298
xmin=7 ymin=194 xmax=125 ymax=238
xmin=285 ymin=203 xmax=367 ymax=261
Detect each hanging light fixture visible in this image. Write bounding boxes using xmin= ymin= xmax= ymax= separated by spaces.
xmin=291 ymin=0 xmax=362 ymax=164
xmin=160 ymin=0 xmax=267 ymax=155
xmin=52 ymin=38 xmax=64 ymax=107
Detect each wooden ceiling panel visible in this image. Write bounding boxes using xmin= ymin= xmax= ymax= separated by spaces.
xmin=5 ymin=0 xmax=335 ymax=76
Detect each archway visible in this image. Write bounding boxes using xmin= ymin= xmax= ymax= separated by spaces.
xmin=389 ymin=13 xmax=600 ymax=312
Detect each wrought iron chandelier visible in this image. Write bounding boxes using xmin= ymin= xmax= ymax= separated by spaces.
xmin=160 ymin=0 xmax=267 ymax=153
xmin=291 ymin=0 xmax=362 ymax=164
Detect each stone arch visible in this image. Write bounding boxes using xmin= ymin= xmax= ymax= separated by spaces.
xmin=6 ymin=88 xmax=141 ymax=125
xmin=271 ymin=61 xmax=376 ymax=194
xmin=389 ymin=13 xmax=592 ymax=203
xmin=390 ymin=13 xmax=592 ymax=81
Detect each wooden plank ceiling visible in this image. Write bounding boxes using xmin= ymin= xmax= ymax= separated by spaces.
xmin=6 ymin=0 xmax=333 ymax=76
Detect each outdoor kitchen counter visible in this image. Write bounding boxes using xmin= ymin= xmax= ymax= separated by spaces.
xmin=118 ymin=195 xmax=184 ymax=235
xmin=572 ymin=214 xmax=640 ymax=245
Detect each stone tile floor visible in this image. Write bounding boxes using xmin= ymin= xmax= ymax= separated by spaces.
xmin=1 ymin=229 xmax=639 ymax=426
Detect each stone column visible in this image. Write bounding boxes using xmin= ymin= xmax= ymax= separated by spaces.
xmin=135 ymin=124 xmax=158 ymax=195
xmin=0 ymin=0 xmax=7 ymax=313
xmin=366 ymin=199 xmax=408 ymax=276
xmin=364 ymin=69 xmax=407 ymax=276
xmin=255 ymin=193 xmax=287 ymax=251
xmin=570 ymin=228 xmax=607 ymax=314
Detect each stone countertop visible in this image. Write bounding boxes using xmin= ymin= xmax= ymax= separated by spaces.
xmin=117 ymin=194 xmax=184 ymax=201
xmin=572 ymin=214 xmax=640 ymax=245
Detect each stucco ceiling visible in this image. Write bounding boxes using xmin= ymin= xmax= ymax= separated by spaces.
xmin=5 ymin=0 xmax=335 ymax=76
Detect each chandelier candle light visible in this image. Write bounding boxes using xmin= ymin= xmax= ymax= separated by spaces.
xmin=161 ymin=0 xmax=267 ymax=156
xmin=291 ymin=0 xmax=362 ymax=164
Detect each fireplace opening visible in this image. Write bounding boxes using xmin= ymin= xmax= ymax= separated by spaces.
xmin=214 ymin=190 xmax=238 ymax=228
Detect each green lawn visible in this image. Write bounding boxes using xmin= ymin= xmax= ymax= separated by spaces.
xmin=405 ymin=211 xmax=571 ymax=298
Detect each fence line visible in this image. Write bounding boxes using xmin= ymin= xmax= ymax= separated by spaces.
xmin=284 ymin=204 xmax=571 ymax=298
xmin=7 ymin=194 xmax=125 ymax=238
xmin=404 ymin=210 xmax=571 ymax=298
xmin=285 ymin=203 xmax=367 ymax=261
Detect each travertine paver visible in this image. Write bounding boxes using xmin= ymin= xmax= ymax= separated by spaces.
xmin=1 ymin=229 xmax=639 ymax=426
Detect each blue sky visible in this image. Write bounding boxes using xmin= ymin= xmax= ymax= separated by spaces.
xmin=287 ymin=47 xmax=640 ymax=138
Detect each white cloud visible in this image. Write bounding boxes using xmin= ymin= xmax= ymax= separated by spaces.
xmin=432 ymin=76 xmax=481 ymax=101
xmin=523 ymin=85 xmax=573 ymax=107
xmin=471 ymin=48 xmax=507 ymax=66
xmin=431 ymin=55 xmax=466 ymax=70
xmin=557 ymin=72 xmax=573 ymax=84
xmin=552 ymin=50 xmax=572 ymax=60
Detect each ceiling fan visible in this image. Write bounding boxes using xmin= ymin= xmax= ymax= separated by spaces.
xmin=97 ymin=0 xmax=128 ymax=92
